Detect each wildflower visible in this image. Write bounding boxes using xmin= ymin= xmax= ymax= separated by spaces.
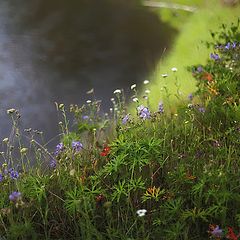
xmin=7 ymin=108 xmax=16 ymax=114
xmin=232 ymin=42 xmax=237 ymax=49
xmin=198 ymin=107 xmax=206 ymax=113
xmin=49 ymin=159 xmax=57 ymax=169
xmin=82 ymin=115 xmax=89 ymax=120
xmin=122 ymin=114 xmax=130 ymax=125
xmin=210 ymin=53 xmax=220 ymax=60
xmin=0 ymin=174 xmax=4 ymax=182
xmin=113 ymin=89 xmax=121 ymax=94
xmin=9 ymin=170 xmax=19 ymax=180
xmin=196 ymin=66 xmax=203 ymax=73
xmin=158 ymin=101 xmax=164 ymax=114
xmin=55 ymin=142 xmax=64 ymax=155
xmin=9 ymin=191 xmax=21 ymax=202
xmin=161 ymin=73 xmax=168 ymax=78
xmin=130 ymin=84 xmax=136 ymax=90
xmin=137 ymin=105 xmax=151 ymax=120
xmin=208 ymin=224 xmax=223 ymax=239
xmin=188 ymin=93 xmax=193 ymax=101
xmin=225 ymin=42 xmax=231 ymax=50
xmin=132 ymin=97 xmax=139 ymax=103
xmin=202 ymin=72 xmax=213 ymax=82
xmin=171 ymin=67 xmax=178 ymax=72
xmin=2 ymin=138 xmax=9 ymax=143
xmin=100 ymin=145 xmax=110 ymax=157
xmin=86 ymin=100 xmax=92 ymax=104
xmin=20 ymin=148 xmax=28 ymax=154
xmin=143 ymin=80 xmax=149 ymax=84
xmin=136 ymin=209 xmax=147 ymax=217
xmin=145 ymin=89 xmax=150 ymax=94
xmin=226 ymin=227 xmax=240 ymax=240
xmin=72 ymin=141 xmax=83 ymax=152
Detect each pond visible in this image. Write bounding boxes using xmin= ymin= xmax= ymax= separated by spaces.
xmin=0 ymin=0 xmax=176 ymax=143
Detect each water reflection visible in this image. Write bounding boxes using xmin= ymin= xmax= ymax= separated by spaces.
xmin=0 ymin=0 xmax=176 ymax=142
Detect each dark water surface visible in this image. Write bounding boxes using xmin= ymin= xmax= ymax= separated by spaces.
xmin=0 ymin=0 xmax=176 ymax=143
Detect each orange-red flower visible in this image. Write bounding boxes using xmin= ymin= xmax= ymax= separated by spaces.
xmin=202 ymin=72 xmax=213 ymax=82
xmin=226 ymin=227 xmax=240 ymax=240
xmin=100 ymin=146 xmax=110 ymax=156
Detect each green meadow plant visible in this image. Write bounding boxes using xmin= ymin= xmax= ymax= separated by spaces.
xmin=0 ymin=21 xmax=240 ymax=239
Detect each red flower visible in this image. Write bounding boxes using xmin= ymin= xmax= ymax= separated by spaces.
xmin=100 ymin=146 xmax=110 ymax=156
xmin=202 ymin=72 xmax=213 ymax=82
xmin=226 ymin=227 xmax=240 ymax=240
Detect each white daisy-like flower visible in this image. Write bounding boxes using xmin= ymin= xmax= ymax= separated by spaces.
xmin=143 ymin=80 xmax=149 ymax=85
xmin=171 ymin=67 xmax=178 ymax=72
xmin=145 ymin=89 xmax=150 ymax=94
xmin=132 ymin=97 xmax=139 ymax=102
xmin=161 ymin=73 xmax=168 ymax=78
xmin=7 ymin=108 xmax=16 ymax=114
xmin=130 ymin=84 xmax=137 ymax=90
xmin=136 ymin=209 xmax=147 ymax=217
xmin=113 ymin=89 xmax=121 ymax=94
xmin=86 ymin=100 xmax=92 ymax=104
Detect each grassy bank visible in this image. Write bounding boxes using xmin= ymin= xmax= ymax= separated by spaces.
xmin=143 ymin=1 xmax=240 ymax=111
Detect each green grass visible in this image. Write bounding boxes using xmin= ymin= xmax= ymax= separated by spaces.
xmin=143 ymin=2 xmax=240 ymax=112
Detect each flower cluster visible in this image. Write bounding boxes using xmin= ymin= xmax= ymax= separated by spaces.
xmin=137 ymin=105 xmax=151 ymax=120
xmin=9 ymin=191 xmax=21 ymax=202
xmin=72 ymin=141 xmax=83 ymax=152
xmin=100 ymin=145 xmax=110 ymax=157
xmin=210 ymin=53 xmax=220 ymax=61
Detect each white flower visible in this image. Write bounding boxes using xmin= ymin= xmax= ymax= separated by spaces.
xmin=161 ymin=73 xmax=168 ymax=78
xmin=7 ymin=108 xmax=16 ymax=114
xmin=86 ymin=100 xmax=92 ymax=104
xmin=143 ymin=80 xmax=149 ymax=85
xmin=113 ymin=89 xmax=121 ymax=94
xmin=145 ymin=89 xmax=150 ymax=94
xmin=136 ymin=209 xmax=147 ymax=217
xmin=132 ymin=97 xmax=139 ymax=103
xmin=130 ymin=84 xmax=136 ymax=90
xmin=110 ymin=98 xmax=115 ymax=102
xmin=171 ymin=67 xmax=178 ymax=72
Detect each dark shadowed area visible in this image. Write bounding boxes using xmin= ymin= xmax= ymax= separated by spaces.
xmin=0 ymin=0 xmax=176 ymax=144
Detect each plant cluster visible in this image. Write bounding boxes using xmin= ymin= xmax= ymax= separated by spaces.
xmin=0 ymin=21 xmax=240 ymax=240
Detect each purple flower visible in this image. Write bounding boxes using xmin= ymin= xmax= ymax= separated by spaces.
xmin=49 ymin=159 xmax=57 ymax=169
xmin=0 ymin=174 xmax=4 ymax=182
xmin=211 ymin=225 xmax=223 ymax=238
xmin=225 ymin=42 xmax=231 ymax=50
xmin=232 ymin=42 xmax=237 ymax=49
xmin=210 ymin=53 xmax=220 ymax=61
xmin=9 ymin=191 xmax=21 ymax=202
xmin=158 ymin=101 xmax=164 ymax=114
xmin=82 ymin=115 xmax=89 ymax=120
xmin=122 ymin=114 xmax=130 ymax=125
xmin=72 ymin=141 xmax=83 ymax=152
xmin=198 ymin=107 xmax=206 ymax=113
xmin=188 ymin=93 xmax=193 ymax=101
xmin=196 ymin=66 xmax=203 ymax=73
xmin=55 ymin=142 xmax=64 ymax=155
xmin=137 ymin=105 xmax=151 ymax=120
xmin=9 ymin=170 xmax=19 ymax=180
